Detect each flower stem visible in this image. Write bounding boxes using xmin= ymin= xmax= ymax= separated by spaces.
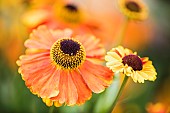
xmin=48 ymin=106 xmax=55 ymax=113
xmin=114 ymin=18 xmax=129 ymax=46
xmin=108 ymin=75 xmax=129 ymax=113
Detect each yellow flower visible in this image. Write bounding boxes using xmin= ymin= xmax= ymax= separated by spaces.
xmin=105 ymin=46 xmax=157 ymax=83
xmin=119 ymin=0 xmax=148 ymax=21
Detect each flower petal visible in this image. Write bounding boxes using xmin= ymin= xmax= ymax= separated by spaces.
xmin=38 ymin=69 xmax=60 ymax=98
xmin=17 ymin=52 xmax=50 ymax=74
xmin=75 ymin=35 xmax=105 ymax=60
xmin=105 ymin=51 xmax=122 ymax=61
xmin=71 ymin=70 xmax=92 ymax=105
xmin=52 ymin=70 xmax=67 ymax=104
xmin=142 ymin=61 xmax=157 ymax=81
xmin=67 ymin=72 xmax=78 ymax=106
xmin=25 ymin=64 xmax=60 ymax=98
xmin=50 ymin=28 xmax=73 ymax=40
xmin=78 ymin=60 xmax=113 ymax=93
xmin=25 ymin=26 xmax=55 ymax=49
xmin=22 ymin=9 xmax=49 ymax=29
xmin=51 ymin=70 xmax=78 ymax=106
xmin=42 ymin=98 xmax=53 ymax=107
xmin=17 ymin=51 xmax=61 ymax=98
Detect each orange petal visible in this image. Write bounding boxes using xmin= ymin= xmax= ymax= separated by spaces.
xmin=83 ymin=60 xmax=113 ymax=83
xmin=18 ymin=51 xmax=50 ymax=63
xmin=17 ymin=52 xmax=61 ymax=98
xmin=25 ymin=26 xmax=56 ymax=49
xmin=51 ymin=71 xmax=78 ymax=106
xmin=79 ymin=60 xmax=113 ymax=93
xmin=75 ymin=35 xmax=105 ymax=60
xmin=38 ymin=69 xmax=60 ymax=98
xmin=52 ymin=70 xmax=67 ymax=104
xmin=49 ymin=28 xmax=73 ymax=41
xmin=66 ymin=71 xmax=78 ymax=106
xmin=24 ymin=64 xmax=52 ymax=87
xmin=25 ymin=39 xmax=51 ymax=49
xmin=18 ymin=58 xmax=50 ymax=77
xmin=18 ymin=52 xmax=50 ymax=75
xmin=25 ymin=64 xmax=60 ymax=98
xmin=71 ymin=70 xmax=92 ymax=105
xmin=25 ymin=49 xmax=49 ymax=55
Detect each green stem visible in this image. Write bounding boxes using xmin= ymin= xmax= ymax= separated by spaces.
xmin=48 ymin=106 xmax=55 ymax=113
xmin=114 ymin=18 xmax=129 ymax=46
xmin=108 ymin=75 xmax=129 ymax=113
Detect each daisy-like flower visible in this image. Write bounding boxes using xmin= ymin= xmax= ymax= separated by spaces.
xmin=16 ymin=26 xmax=113 ymax=107
xmin=119 ymin=0 xmax=148 ymax=21
xmin=105 ymin=46 xmax=157 ymax=83
xmin=21 ymin=1 xmax=89 ymax=33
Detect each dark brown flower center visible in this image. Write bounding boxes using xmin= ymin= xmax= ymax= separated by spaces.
xmin=125 ymin=1 xmax=141 ymax=12
xmin=64 ymin=4 xmax=78 ymax=12
xmin=50 ymin=38 xmax=86 ymax=70
xmin=122 ymin=55 xmax=142 ymax=71
xmin=54 ymin=3 xmax=81 ymax=23
xmin=60 ymin=39 xmax=80 ymax=56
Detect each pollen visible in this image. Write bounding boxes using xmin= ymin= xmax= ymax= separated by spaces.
xmin=50 ymin=38 xmax=86 ymax=70
xmin=122 ymin=54 xmax=143 ymax=71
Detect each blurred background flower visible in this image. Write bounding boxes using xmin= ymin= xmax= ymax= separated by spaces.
xmin=146 ymin=102 xmax=170 ymax=113
xmin=21 ymin=0 xmax=156 ymax=50
xmin=74 ymin=0 xmax=156 ymax=50
xmin=21 ymin=0 xmax=93 ymax=34
xmin=0 ymin=0 xmax=27 ymax=69
xmin=0 ymin=0 xmax=170 ymax=113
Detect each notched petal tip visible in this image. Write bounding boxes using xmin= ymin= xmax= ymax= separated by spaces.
xmin=18 ymin=67 xmax=22 ymax=74
xmin=16 ymin=60 xmax=21 ymax=66
xmin=54 ymin=101 xmax=62 ymax=107
xmin=42 ymin=98 xmax=53 ymax=107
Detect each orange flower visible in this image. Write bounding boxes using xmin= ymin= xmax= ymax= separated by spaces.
xmin=21 ymin=1 xmax=91 ymax=34
xmin=22 ymin=1 xmax=155 ymax=50
xmin=146 ymin=102 xmax=170 ymax=113
xmin=16 ymin=26 xmax=113 ymax=106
